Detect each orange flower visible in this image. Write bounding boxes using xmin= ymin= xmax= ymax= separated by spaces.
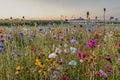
xmin=0 ymin=29 xmax=4 ymax=34
xmin=50 ymin=66 xmax=55 ymax=71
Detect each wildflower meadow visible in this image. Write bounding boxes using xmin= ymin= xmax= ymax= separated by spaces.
xmin=0 ymin=23 xmax=120 ymax=80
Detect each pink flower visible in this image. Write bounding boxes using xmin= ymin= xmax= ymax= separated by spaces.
xmin=33 ymin=48 xmax=37 ymax=53
xmin=118 ymin=42 xmax=120 ymax=48
xmin=98 ymin=69 xmax=107 ymax=79
xmin=77 ymin=51 xmax=86 ymax=59
xmin=104 ymin=64 xmax=114 ymax=74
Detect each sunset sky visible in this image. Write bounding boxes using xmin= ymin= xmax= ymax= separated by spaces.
xmin=0 ymin=0 xmax=120 ymax=20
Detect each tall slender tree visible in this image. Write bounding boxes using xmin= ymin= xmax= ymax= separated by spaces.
xmin=10 ymin=17 xmax=13 ymax=27
xmin=22 ymin=16 xmax=25 ymax=26
xmin=86 ymin=11 xmax=89 ymax=26
xmin=103 ymin=8 xmax=106 ymax=25
xmin=10 ymin=17 xmax=12 ymax=20
xmin=95 ymin=16 xmax=98 ymax=25
xmin=22 ymin=16 xmax=25 ymax=20
xmin=103 ymin=8 xmax=106 ymax=35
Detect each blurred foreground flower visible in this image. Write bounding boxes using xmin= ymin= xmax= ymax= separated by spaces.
xmin=118 ymin=42 xmax=120 ymax=48
xmin=77 ymin=51 xmax=86 ymax=59
xmin=62 ymin=75 xmax=69 ymax=80
xmin=117 ymin=42 xmax=120 ymax=53
xmin=104 ymin=64 xmax=114 ymax=74
xmin=0 ymin=45 xmax=4 ymax=52
xmin=98 ymin=69 xmax=107 ymax=79
xmin=68 ymin=60 xmax=77 ymax=66
xmin=49 ymin=53 xmax=57 ymax=59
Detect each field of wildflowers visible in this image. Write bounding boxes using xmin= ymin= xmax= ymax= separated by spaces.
xmin=0 ymin=24 xmax=120 ymax=80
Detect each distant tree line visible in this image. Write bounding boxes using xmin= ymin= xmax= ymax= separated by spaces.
xmin=0 ymin=19 xmax=69 ymax=26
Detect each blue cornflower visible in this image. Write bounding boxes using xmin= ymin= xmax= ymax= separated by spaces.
xmin=38 ymin=27 xmax=43 ymax=32
xmin=16 ymin=53 xmax=22 ymax=57
xmin=88 ymin=28 xmax=92 ymax=32
xmin=0 ymin=45 xmax=4 ymax=52
xmin=19 ymin=32 xmax=24 ymax=36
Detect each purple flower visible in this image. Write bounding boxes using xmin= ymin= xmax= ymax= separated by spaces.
xmin=0 ymin=39 xmax=5 ymax=43
xmin=71 ymin=38 xmax=76 ymax=44
xmin=60 ymin=36 xmax=64 ymax=40
xmin=53 ymin=35 xmax=57 ymax=39
xmin=110 ymin=16 xmax=114 ymax=20
xmin=8 ymin=36 xmax=13 ymax=41
xmin=98 ymin=69 xmax=107 ymax=79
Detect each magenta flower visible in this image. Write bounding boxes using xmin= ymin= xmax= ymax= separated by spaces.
xmin=86 ymin=39 xmax=98 ymax=48
xmin=62 ymin=75 xmax=69 ymax=80
xmin=77 ymin=51 xmax=86 ymax=59
xmin=118 ymin=42 xmax=120 ymax=48
xmin=98 ymin=69 xmax=107 ymax=79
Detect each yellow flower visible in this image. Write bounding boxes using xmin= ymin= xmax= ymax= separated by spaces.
xmin=39 ymin=62 xmax=45 ymax=68
xmin=84 ymin=58 xmax=89 ymax=63
xmin=93 ymin=54 xmax=96 ymax=59
xmin=43 ymin=71 xmax=47 ymax=77
xmin=38 ymin=69 xmax=42 ymax=73
xmin=15 ymin=71 xmax=19 ymax=75
xmin=46 ymin=58 xmax=52 ymax=62
xmin=35 ymin=58 xmax=39 ymax=63
xmin=16 ymin=66 xmax=21 ymax=71
xmin=63 ymin=39 xmax=68 ymax=43
xmin=48 ymin=51 xmax=51 ymax=54
xmin=35 ymin=58 xmax=41 ymax=66
xmin=53 ymin=61 xmax=58 ymax=66
xmin=83 ymin=73 xmax=89 ymax=76
xmin=38 ymin=69 xmax=47 ymax=77
xmin=90 ymin=57 xmax=95 ymax=63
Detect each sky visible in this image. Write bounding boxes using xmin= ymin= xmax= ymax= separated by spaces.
xmin=0 ymin=0 xmax=120 ymax=20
